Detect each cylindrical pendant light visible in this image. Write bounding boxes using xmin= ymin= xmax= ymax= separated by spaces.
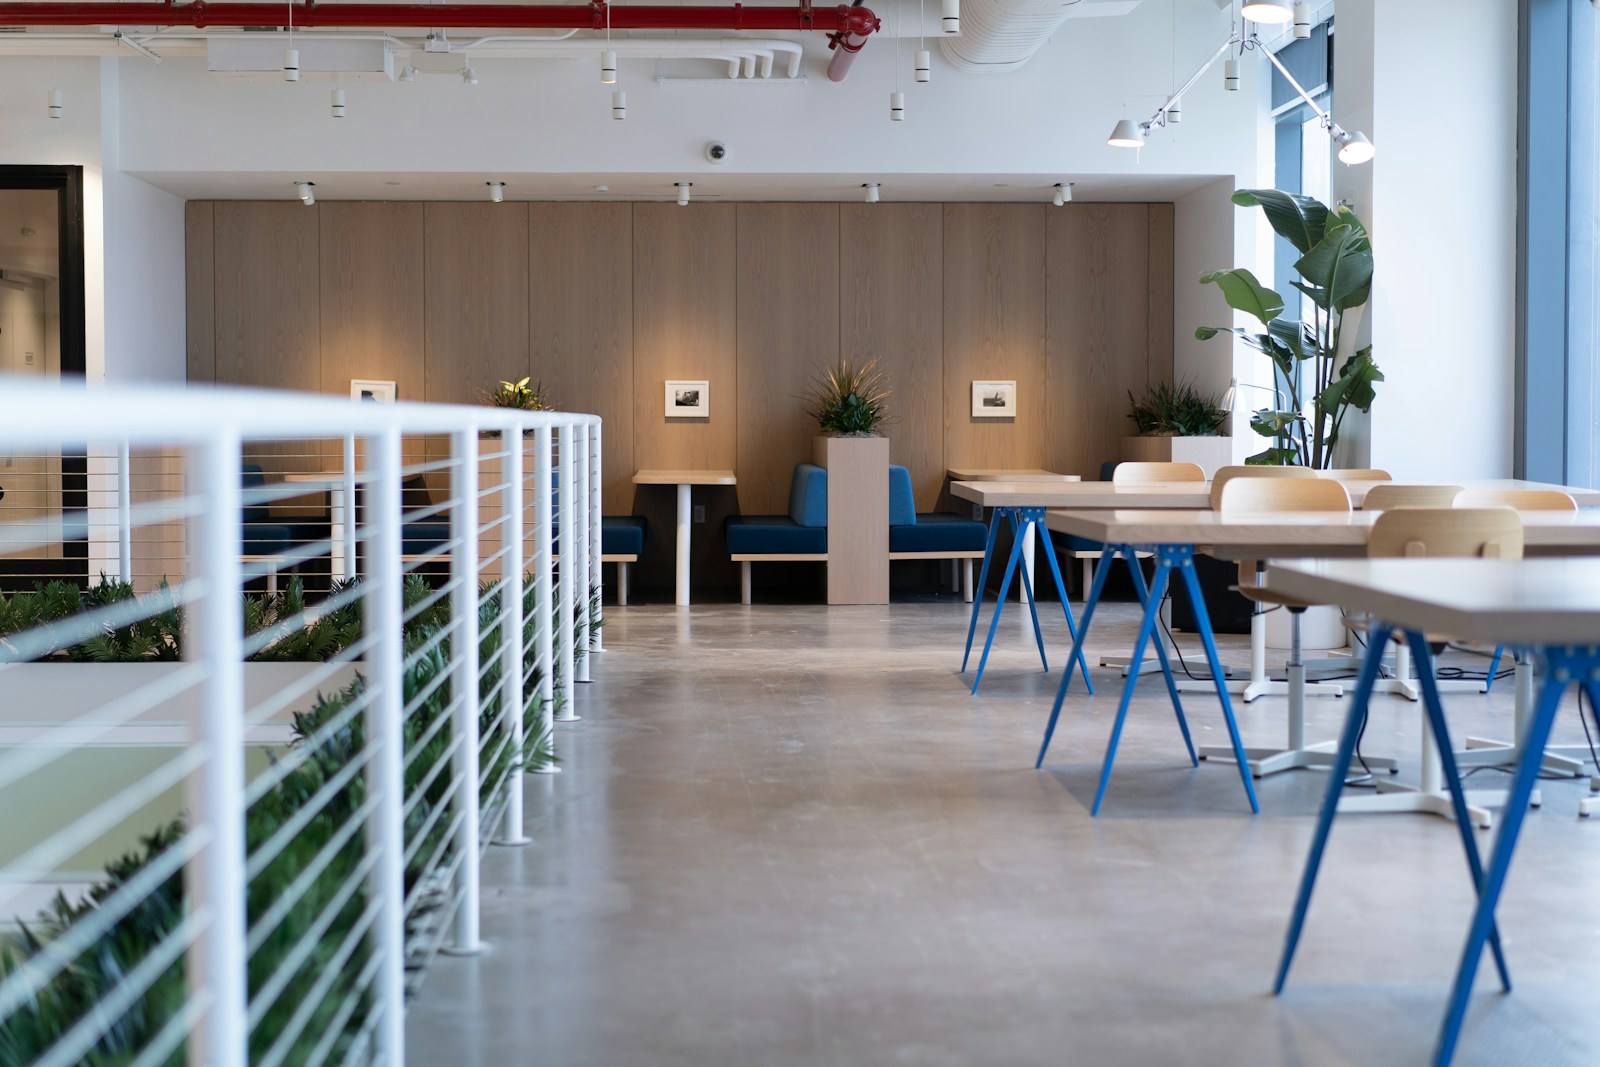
xmin=487 ymin=181 xmax=506 ymax=204
xmin=1293 ymin=2 xmax=1312 ymax=39
xmin=283 ymin=47 xmax=300 ymax=81
xmin=676 ymin=182 xmax=691 ymax=206
xmin=46 ymin=88 xmax=62 ymax=119
xmin=601 ymin=49 xmax=618 ymax=84
xmin=330 ymin=87 xmax=346 ymax=118
xmin=941 ymin=0 xmax=960 ymax=33
xmin=1223 ymin=58 xmax=1240 ymax=91
xmin=611 ymin=89 xmax=627 ymax=120
xmin=863 ymin=182 xmax=881 ymax=203
xmin=914 ymin=50 xmax=931 ymax=82
xmin=890 ymin=91 xmax=905 ymax=121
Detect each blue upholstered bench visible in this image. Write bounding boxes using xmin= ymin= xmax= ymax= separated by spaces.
xmin=887 ymin=465 xmax=988 ymax=602
xmin=725 ymin=463 xmax=828 ymax=604
xmin=601 ymin=516 xmax=647 ymax=604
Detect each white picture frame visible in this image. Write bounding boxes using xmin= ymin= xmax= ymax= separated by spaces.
xmin=351 ymin=379 xmax=397 ymax=403
xmin=971 ymin=380 xmax=1017 ymax=418
xmin=665 ymin=379 xmax=710 ymax=418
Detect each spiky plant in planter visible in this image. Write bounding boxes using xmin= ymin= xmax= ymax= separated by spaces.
xmin=1126 ymin=380 xmax=1229 ymax=438
xmin=487 ymin=377 xmax=551 ymax=412
xmin=806 ymin=359 xmax=890 ymax=437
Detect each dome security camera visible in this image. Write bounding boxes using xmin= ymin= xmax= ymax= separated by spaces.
xmin=704 ymin=142 xmax=730 ymax=164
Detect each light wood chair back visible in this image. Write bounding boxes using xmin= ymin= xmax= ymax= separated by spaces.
xmin=1218 ymin=475 xmax=1351 ymax=516
xmin=1453 ymin=488 xmax=1578 ymax=512
xmin=1368 ymin=507 xmax=1524 ymax=560
xmin=1320 ymin=468 xmax=1393 ymax=481
xmin=1362 ymin=483 xmax=1466 ymax=510
xmin=1208 ymin=463 xmax=1316 ymax=509
xmin=1111 ymin=461 xmax=1206 ymax=485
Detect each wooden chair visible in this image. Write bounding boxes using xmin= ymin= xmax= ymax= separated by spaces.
xmin=1362 ymin=484 xmax=1465 ymax=510
xmin=1453 ymin=488 xmax=1578 ymax=511
xmin=1111 ymin=461 xmax=1206 ymax=485
xmin=1208 ymin=464 xmax=1316 ymax=510
xmin=1321 ymin=468 xmax=1393 ymax=481
xmin=1199 ymin=476 xmax=1357 ymax=776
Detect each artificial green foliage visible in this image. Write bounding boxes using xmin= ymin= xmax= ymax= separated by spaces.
xmin=1125 ymin=381 xmax=1229 ymax=437
xmin=486 ymin=377 xmax=552 ymax=412
xmin=1195 ymin=188 xmax=1382 ymax=468
xmin=0 ymin=569 xmax=580 ymax=1064
xmin=806 ymin=359 xmax=891 ymax=437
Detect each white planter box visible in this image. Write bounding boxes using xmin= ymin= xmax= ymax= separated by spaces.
xmin=1264 ymin=603 xmax=1349 ymax=651
xmin=1120 ymin=436 xmax=1234 ymax=478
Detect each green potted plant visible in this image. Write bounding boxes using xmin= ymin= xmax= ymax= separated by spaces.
xmin=805 ymin=358 xmax=891 ymax=605
xmin=1196 ymin=189 xmax=1381 ymax=468
xmin=805 ymin=358 xmax=890 ymax=438
xmin=1120 ymin=379 xmax=1232 ymax=476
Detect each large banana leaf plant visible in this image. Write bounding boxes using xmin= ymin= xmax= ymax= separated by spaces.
xmin=1196 ymin=189 xmax=1382 ymax=467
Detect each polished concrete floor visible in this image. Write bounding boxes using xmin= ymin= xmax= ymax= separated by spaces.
xmin=408 ymin=597 xmax=1600 ymax=1067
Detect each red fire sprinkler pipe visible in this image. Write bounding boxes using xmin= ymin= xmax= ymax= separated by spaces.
xmin=0 ymin=3 xmax=882 ymax=36
xmin=824 ymin=0 xmax=870 ymax=83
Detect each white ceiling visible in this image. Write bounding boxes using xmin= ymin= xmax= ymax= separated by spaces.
xmin=130 ymin=169 xmax=1224 ymax=203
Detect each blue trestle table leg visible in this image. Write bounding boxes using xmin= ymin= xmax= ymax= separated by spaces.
xmin=1088 ymin=554 xmax=1173 ymax=815
xmin=1036 ymin=544 xmax=1116 ymax=767
xmin=970 ymin=519 xmax=1029 ymax=695
xmin=1483 ymin=645 xmax=1505 ymax=692
xmin=960 ymin=508 xmax=1005 ymax=673
xmin=1011 ymin=511 xmax=1050 ymax=674
xmin=1119 ymin=545 xmax=1194 ymax=764
xmin=1038 ymin=528 xmax=1093 ymax=694
xmin=1171 ymin=547 xmax=1258 ymax=813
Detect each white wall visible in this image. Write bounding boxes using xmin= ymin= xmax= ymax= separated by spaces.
xmin=1335 ymin=0 xmax=1518 ymax=479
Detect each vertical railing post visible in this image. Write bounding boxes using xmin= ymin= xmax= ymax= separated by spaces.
xmin=555 ymin=420 xmax=579 ymax=721
xmin=573 ymin=419 xmax=591 ymax=685
xmin=446 ymin=428 xmax=485 ymax=955
xmin=117 ymin=440 xmax=133 ymax=584
xmin=496 ymin=420 xmax=532 ymax=844
xmin=366 ymin=427 xmax=407 ymax=1067
xmin=588 ymin=419 xmax=603 ymax=655
xmin=342 ymin=433 xmax=358 ymax=580
xmin=183 ymin=434 xmax=248 ymax=1067
xmin=532 ymin=424 xmax=559 ymax=771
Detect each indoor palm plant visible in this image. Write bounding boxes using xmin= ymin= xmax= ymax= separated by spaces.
xmin=1196 ymin=189 xmax=1382 ymax=467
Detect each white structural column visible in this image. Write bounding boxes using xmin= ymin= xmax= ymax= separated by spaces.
xmin=532 ymin=425 xmax=560 ymax=771
xmin=365 ymin=427 xmax=407 ymax=1066
xmin=555 ymin=421 xmax=579 ymax=721
xmin=341 ymin=433 xmax=358 ymax=579
xmin=496 ymin=428 xmax=532 ymax=845
xmin=116 ymin=441 xmax=132 ymax=584
xmin=445 ymin=428 xmax=485 ymax=955
xmin=588 ymin=419 xmax=603 ymax=653
xmin=184 ymin=433 xmax=249 ymax=1067
xmin=675 ymin=482 xmax=692 ymax=607
xmin=1019 ymin=524 xmax=1035 ymax=644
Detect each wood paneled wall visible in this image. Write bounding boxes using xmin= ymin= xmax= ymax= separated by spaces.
xmin=185 ymin=200 xmax=1174 ymax=528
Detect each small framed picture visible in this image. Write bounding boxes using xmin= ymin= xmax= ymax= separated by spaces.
xmin=972 ymin=380 xmax=1017 ymax=418
xmin=665 ymin=379 xmax=710 ymax=419
xmin=351 ymin=379 xmax=397 ymax=403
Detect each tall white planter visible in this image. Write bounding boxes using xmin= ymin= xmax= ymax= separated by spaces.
xmin=1120 ymin=436 xmax=1233 ymax=478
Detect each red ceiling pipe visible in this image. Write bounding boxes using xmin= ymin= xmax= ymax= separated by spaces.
xmin=0 ymin=2 xmax=881 ymax=35
xmin=824 ymin=0 xmax=870 ymax=82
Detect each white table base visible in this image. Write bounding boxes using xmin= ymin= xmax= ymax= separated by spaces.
xmin=675 ymin=483 xmax=691 ymax=608
xmin=1338 ymin=711 xmax=1506 ymax=829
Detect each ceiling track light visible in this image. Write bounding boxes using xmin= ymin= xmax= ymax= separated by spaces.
xmin=1052 ymin=182 xmax=1072 ymax=207
xmin=487 ymin=181 xmax=505 ymax=204
xmin=461 ymin=66 xmax=478 ymax=85
xmin=399 ymin=65 xmax=416 ymax=82
xmin=1241 ymin=1 xmax=1292 ymax=24
xmin=295 ymin=181 xmax=316 ymax=206
xmin=1107 ymin=118 xmax=1145 ymax=148
xmin=611 ymin=89 xmax=627 ymax=120
xmin=330 ymin=87 xmax=346 ymax=118
xmin=46 ymin=88 xmax=61 ymax=120
xmin=1293 ymin=1 xmax=1312 ymax=39
xmin=941 ymin=0 xmax=960 ymax=34
xmin=601 ymin=49 xmax=617 ymax=84
xmin=889 ymin=91 xmax=905 ymax=122
xmin=863 ymin=182 xmax=880 ymax=204
xmin=676 ymin=182 xmax=691 ymax=206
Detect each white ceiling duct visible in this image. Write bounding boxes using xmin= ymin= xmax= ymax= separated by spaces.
xmin=940 ymin=0 xmax=1140 ymax=74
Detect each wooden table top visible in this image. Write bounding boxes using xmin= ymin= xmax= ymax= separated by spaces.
xmin=1340 ymin=477 xmax=1600 ymax=508
xmin=632 ymin=469 xmax=738 ymax=486
xmin=1043 ymin=508 xmax=1600 ymax=559
xmin=950 ymin=481 xmax=1210 ymax=508
xmin=1265 ymin=558 xmax=1600 ymax=645
xmin=945 ymin=468 xmax=1082 ymax=482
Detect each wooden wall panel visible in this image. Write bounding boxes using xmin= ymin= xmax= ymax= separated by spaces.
xmin=1045 ymin=204 xmax=1156 ymax=478
xmin=184 ymin=202 xmax=214 ymax=383
xmin=631 ymin=203 xmax=737 ymax=472
xmin=736 ymin=203 xmax=839 ymax=514
xmin=529 ymin=204 xmax=634 ymax=512
xmin=839 ymin=204 xmax=944 ymax=508
xmin=423 ymin=203 xmax=530 ymax=405
xmin=1146 ymin=203 xmax=1175 ymax=386
xmin=212 ymin=202 xmax=320 ymax=392
xmin=319 ymin=202 xmax=425 ymax=400
xmin=943 ymin=204 xmax=1048 ymax=472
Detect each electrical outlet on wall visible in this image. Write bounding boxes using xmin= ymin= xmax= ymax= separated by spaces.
xmin=693 ymin=505 xmax=706 ymax=524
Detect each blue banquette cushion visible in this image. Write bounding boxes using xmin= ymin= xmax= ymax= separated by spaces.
xmin=888 ymin=465 xmax=917 ymax=527
xmin=891 ymin=513 xmax=987 ymax=553
xmin=788 ymin=463 xmax=827 ymax=527
xmin=602 ymin=516 xmax=647 ymax=556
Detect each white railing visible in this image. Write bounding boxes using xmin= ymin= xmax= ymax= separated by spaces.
xmin=0 ymin=378 xmax=601 ymax=1067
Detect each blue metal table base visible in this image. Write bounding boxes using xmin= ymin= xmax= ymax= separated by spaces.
xmin=959 ymin=507 xmax=1092 ymax=696
xmin=1272 ymin=629 xmax=1600 ymax=1066
xmin=1036 ymin=544 xmax=1260 ymax=816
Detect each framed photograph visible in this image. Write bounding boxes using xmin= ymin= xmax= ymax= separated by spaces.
xmin=665 ymin=379 xmax=710 ymax=419
xmin=971 ymin=380 xmax=1017 ymax=418
xmin=351 ymin=379 xmax=397 ymax=403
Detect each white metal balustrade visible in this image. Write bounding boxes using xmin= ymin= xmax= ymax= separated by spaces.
xmin=0 ymin=379 xmax=602 ymax=1067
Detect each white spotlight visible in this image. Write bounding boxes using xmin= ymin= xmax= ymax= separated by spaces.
xmin=46 ymin=88 xmax=62 ymax=120
xmin=1107 ymin=119 xmax=1145 ymax=148
xmin=1240 ymin=1 xmax=1292 ymax=24
xmin=612 ymin=89 xmax=627 ymax=120
xmin=1052 ymin=183 xmax=1072 ymax=207
xmin=399 ymin=65 xmax=417 ymax=82
xmin=914 ymin=50 xmax=931 ymax=82
xmin=330 ymin=88 xmax=346 ymax=118
xmin=283 ymin=47 xmax=300 ymax=82
xmin=676 ymin=182 xmax=692 ymax=206
xmin=890 ymin=91 xmax=906 ymax=122
xmin=1293 ymin=1 xmax=1312 ymax=38
xmin=941 ymin=0 xmax=960 ymax=33
xmin=1223 ymin=58 xmax=1240 ymax=91
xmin=601 ymin=49 xmax=618 ymax=84
xmin=462 ymin=66 xmax=478 ymax=85
xmin=1335 ymin=130 xmax=1375 ymax=165
xmin=295 ymin=181 xmax=316 ymax=206
xmin=487 ymin=181 xmax=506 ymax=204
xmin=863 ymin=182 xmax=880 ymax=204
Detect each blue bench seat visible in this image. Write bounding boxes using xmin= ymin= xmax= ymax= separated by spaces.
xmin=888 ymin=466 xmax=987 ymax=601
xmin=725 ymin=463 xmax=829 ymax=604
